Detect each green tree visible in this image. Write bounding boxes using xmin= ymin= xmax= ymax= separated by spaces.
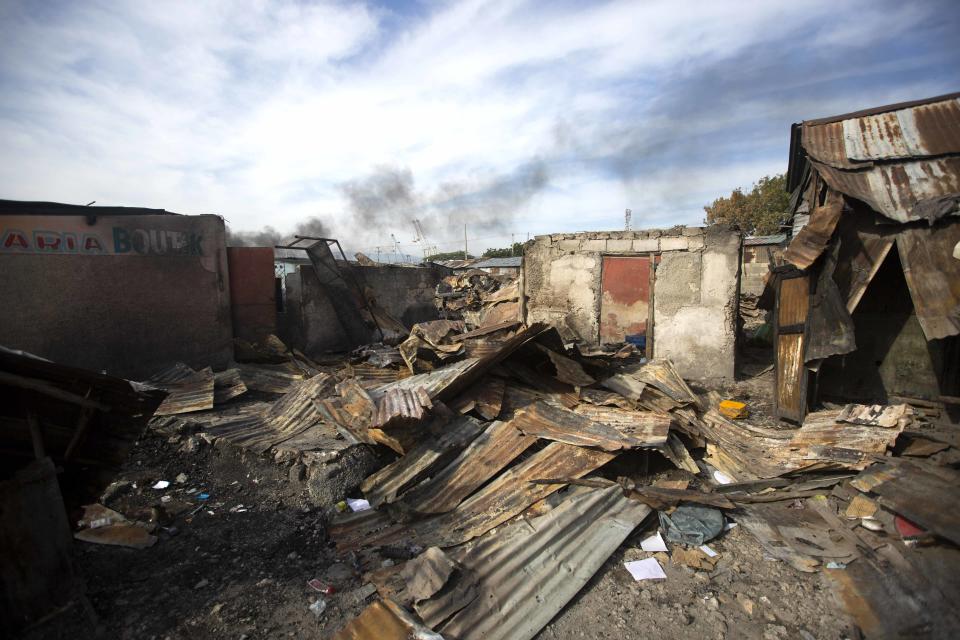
xmin=704 ymin=174 xmax=790 ymax=236
xmin=482 ymin=242 xmax=523 ymax=258
xmin=426 ymin=250 xmax=475 ymax=261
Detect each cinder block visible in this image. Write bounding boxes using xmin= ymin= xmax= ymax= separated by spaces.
xmin=631 ymin=238 xmax=659 ymax=252
xmin=606 ymin=239 xmax=633 ymax=252
xmin=659 ymin=236 xmax=690 ymax=252
xmin=687 ymin=236 xmax=705 ymax=250
xmin=580 ymin=238 xmax=606 ymax=252
xmin=558 ymin=239 xmax=580 ymax=252
xmin=682 ymin=226 xmax=705 ymax=236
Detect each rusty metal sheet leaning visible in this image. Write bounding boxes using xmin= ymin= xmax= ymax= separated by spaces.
xmin=360 ymin=415 xmax=483 ymax=508
xmin=628 ymin=358 xmax=700 ymax=407
xmin=438 ymin=485 xmax=651 ymax=640
xmin=783 ymin=189 xmax=844 ymax=270
xmin=398 ymin=418 xmax=537 ymax=515
xmin=536 ymin=344 xmax=595 ymax=387
xmin=153 ymin=367 xmax=214 ymax=416
xmin=336 ymin=441 xmax=615 ymax=552
xmin=516 ymin=400 xmax=669 ymax=451
xmin=896 ymin=218 xmax=960 ymax=340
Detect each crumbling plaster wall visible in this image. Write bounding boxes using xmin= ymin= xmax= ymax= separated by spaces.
xmin=0 ymin=213 xmax=233 ymax=377
xmin=524 ymin=225 xmax=741 ymax=381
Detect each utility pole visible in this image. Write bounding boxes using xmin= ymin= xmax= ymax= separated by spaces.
xmin=463 ymin=224 xmax=468 ymax=260
xmin=511 ymin=233 xmax=515 ymax=256
xmin=625 ymin=208 xmax=632 ymax=231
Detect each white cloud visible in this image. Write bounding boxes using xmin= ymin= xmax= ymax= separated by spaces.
xmin=0 ymin=0 xmax=956 ymax=254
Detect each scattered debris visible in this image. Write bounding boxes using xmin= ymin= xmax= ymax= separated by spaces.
xmin=624 ymin=558 xmax=667 ymax=581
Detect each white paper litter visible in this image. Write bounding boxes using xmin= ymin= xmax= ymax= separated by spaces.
xmin=699 ymin=544 xmax=718 ymax=557
xmin=346 ymin=498 xmax=371 ymax=512
xmin=152 ymin=480 xmax=170 ymax=489
xmin=724 ymin=521 xmax=738 ymax=531
xmin=624 ymin=558 xmax=667 ymax=581
xmin=713 ymin=470 xmax=734 ymax=485
xmin=640 ymin=531 xmax=668 ymax=552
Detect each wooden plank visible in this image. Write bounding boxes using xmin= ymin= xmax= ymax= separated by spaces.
xmin=774 ymin=273 xmax=810 ymax=422
xmin=646 ymin=252 xmax=656 ymax=359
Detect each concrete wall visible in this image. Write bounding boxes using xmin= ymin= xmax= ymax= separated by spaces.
xmin=741 ymin=243 xmax=783 ymax=296
xmin=524 ymin=226 xmax=741 ymax=381
xmin=281 ymin=263 xmax=448 ymax=355
xmin=0 ymin=213 xmax=232 ymax=378
xmin=356 ymin=264 xmax=448 ymax=327
xmin=227 ymin=247 xmax=277 ymax=344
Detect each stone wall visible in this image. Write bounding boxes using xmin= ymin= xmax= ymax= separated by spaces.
xmin=523 ymin=225 xmax=741 ymax=381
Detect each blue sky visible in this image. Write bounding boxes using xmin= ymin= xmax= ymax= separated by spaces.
xmin=1 ymin=0 xmax=957 ymax=255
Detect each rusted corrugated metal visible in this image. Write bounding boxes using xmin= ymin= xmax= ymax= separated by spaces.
xmin=153 ymin=367 xmax=215 ymax=416
xmin=895 ymin=218 xmax=960 ymax=339
xmin=796 ymin=94 xmax=960 ymax=224
xmin=629 ymin=359 xmax=700 ymax=407
xmin=202 ymin=374 xmax=335 ymax=453
xmin=372 ymin=386 xmax=432 ymax=429
xmin=333 ymin=441 xmax=614 ymax=552
xmin=213 ymin=368 xmax=247 ymax=404
xmin=398 ymin=418 xmax=537 ymax=514
xmin=360 ymin=415 xmax=483 ymax=508
xmin=438 ymin=485 xmax=651 ymax=640
xmin=804 ymin=96 xmax=960 ymax=166
xmin=236 ymin=363 xmax=305 ymax=393
xmin=514 ymin=400 xmax=668 ymax=451
xmin=813 ymin=157 xmax=960 ymax=223
xmin=783 ymin=189 xmax=844 ymax=270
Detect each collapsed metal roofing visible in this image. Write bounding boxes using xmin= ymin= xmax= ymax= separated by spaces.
xmin=787 ymin=92 xmax=960 ymax=223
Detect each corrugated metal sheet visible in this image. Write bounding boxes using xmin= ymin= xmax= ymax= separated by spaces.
xmin=895 ymin=218 xmax=960 ymax=339
xmin=399 ymin=418 xmax=537 ymax=514
xmin=783 ymin=190 xmax=844 ymax=270
xmin=513 ymin=400 xmax=668 ymax=451
xmin=360 ymin=415 xmax=483 ymax=508
xmin=813 ymin=157 xmax=960 ymax=223
xmin=437 ymin=486 xmax=651 ymax=640
xmin=629 ymin=359 xmax=700 ymax=407
xmin=804 ymin=96 xmax=960 ymax=167
xmin=202 ymin=374 xmax=336 ymax=453
xmin=744 ymin=234 xmax=787 ymax=246
xmin=213 ymin=368 xmax=247 ymax=404
xmin=236 ymin=363 xmax=305 ymax=393
xmin=153 ymin=367 xmax=214 ymax=416
xmin=372 ymin=386 xmax=432 ymax=429
xmin=333 ymin=441 xmax=614 ymax=551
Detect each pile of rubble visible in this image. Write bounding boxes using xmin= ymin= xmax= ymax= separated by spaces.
xmin=21 ymin=319 xmax=958 ymax=638
xmin=434 ymin=269 xmax=519 ymax=329
xmin=121 ymin=320 xmax=953 ymax=639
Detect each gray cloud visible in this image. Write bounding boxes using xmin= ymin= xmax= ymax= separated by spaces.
xmin=226 ymin=216 xmax=331 ymax=247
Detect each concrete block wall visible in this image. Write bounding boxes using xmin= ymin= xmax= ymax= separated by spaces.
xmin=282 ymin=263 xmax=448 ymax=355
xmin=523 ymin=225 xmax=741 ymax=381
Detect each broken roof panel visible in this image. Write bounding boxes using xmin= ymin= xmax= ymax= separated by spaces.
xmin=513 ymin=400 xmax=669 ymax=451
xmin=398 ymin=418 xmax=537 ymax=515
xmin=332 ymin=598 xmax=442 ymax=640
xmin=895 ymin=218 xmax=960 ymax=339
xmin=439 ymin=485 xmax=651 ymax=640
xmin=152 ymin=367 xmax=214 ymax=416
xmin=202 ymin=374 xmax=336 ymax=453
xmin=360 ymin=415 xmax=483 ymax=508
